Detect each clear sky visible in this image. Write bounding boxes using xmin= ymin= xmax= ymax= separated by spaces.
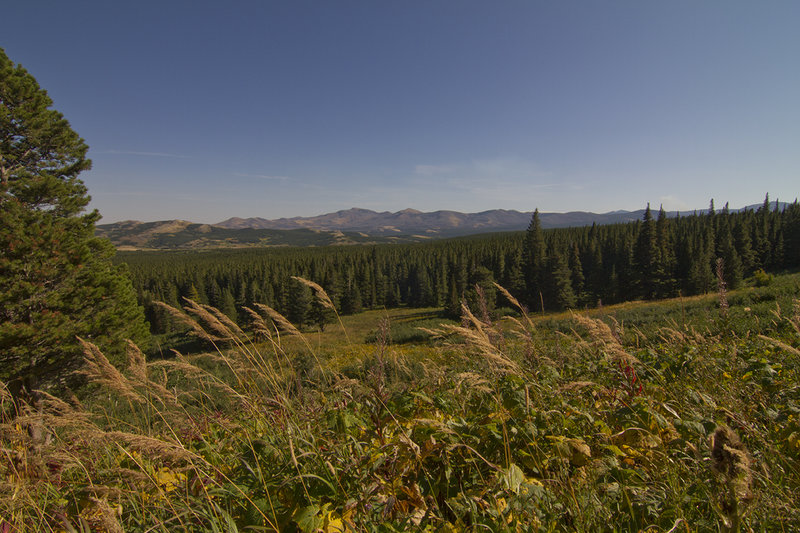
xmin=4 ymin=1 xmax=799 ymax=223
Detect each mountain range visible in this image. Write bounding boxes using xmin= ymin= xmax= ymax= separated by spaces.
xmin=214 ymin=207 xmax=652 ymax=235
xmin=98 ymin=203 xmax=783 ymax=250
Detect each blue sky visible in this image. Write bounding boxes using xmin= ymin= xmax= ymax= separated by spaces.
xmin=4 ymin=1 xmax=799 ymax=223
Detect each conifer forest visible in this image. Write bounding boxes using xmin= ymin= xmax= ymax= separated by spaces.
xmin=124 ymin=200 xmax=800 ymax=334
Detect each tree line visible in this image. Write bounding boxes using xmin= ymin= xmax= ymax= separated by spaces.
xmin=120 ymin=196 xmax=800 ymax=333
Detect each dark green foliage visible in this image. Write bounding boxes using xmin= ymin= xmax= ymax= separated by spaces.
xmin=655 ymin=206 xmax=678 ymax=297
xmin=308 ymin=298 xmax=335 ymax=332
xmin=118 ymin=197 xmax=798 ymax=336
xmin=220 ymin=287 xmax=237 ymax=321
xmin=569 ymin=243 xmax=585 ymax=305
xmin=0 ymin=48 xmax=149 ymax=394
xmin=464 ymin=265 xmax=497 ymax=318
xmin=285 ymin=278 xmax=311 ymax=328
xmin=522 ymin=209 xmax=546 ymax=308
xmin=339 ymin=268 xmax=363 ymax=315
xmin=544 ymin=249 xmax=576 ymax=310
xmin=753 ymin=269 xmax=773 ymax=287
xmin=633 ymin=204 xmax=659 ymax=299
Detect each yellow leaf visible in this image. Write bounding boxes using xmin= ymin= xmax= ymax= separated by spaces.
xmin=323 ymin=510 xmax=346 ymax=532
xmin=497 ymin=497 xmax=507 ymax=512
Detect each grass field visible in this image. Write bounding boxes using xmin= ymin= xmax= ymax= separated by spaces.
xmin=2 ymin=273 xmax=800 ymax=531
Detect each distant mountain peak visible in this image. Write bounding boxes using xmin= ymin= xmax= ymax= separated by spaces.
xmin=99 ymin=202 xmax=783 ymax=250
xmin=211 ymin=207 xmax=653 ymax=236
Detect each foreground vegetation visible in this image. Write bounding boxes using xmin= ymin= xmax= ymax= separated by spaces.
xmin=3 ymin=272 xmax=800 ymax=532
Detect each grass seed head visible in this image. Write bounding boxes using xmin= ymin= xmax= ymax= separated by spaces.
xmin=292 ymin=276 xmax=336 ymax=311
xmin=76 ymin=338 xmax=144 ymax=404
xmin=710 ymin=425 xmax=754 ymax=520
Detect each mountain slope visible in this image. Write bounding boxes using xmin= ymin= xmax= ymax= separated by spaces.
xmin=99 ymin=202 xmax=786 ymax=250
xmin=215 ymin=207 xmax=651 ymax=235
xmin=95 ymin=220 xmax=421 ymax=250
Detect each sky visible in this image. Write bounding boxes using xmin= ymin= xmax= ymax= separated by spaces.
xmin=3 ymin=1 xmax=799 ymax=224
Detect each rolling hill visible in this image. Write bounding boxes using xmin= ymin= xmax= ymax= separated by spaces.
xmin=98 ymin=203 xmax=784 ymax=250
xmin=214 ymin=207 xmax=652 ymax=235
xmin=94 ymin=220 xmax=426 ymax=250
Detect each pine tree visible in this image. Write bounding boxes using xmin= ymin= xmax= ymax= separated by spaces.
xmin=688 ymin=235 xmax=715 ymax=295
xmin=339 ymin=268 xmax=362 ymax=315
xmin=221 ymin=287 xmax=238 ymax=321
xmin=465 ymin=266 xmax=496 ymax=319
xmin=522 ymin=209 xmax=546 ymax=308
xmin=754 ymin=194 xmax=772 ymax=268
xmin=544 ymin=249 xmax=576 ymax=311
xmin=502 ymin=249 xmax=526 ymax=299
xmin=733 ymin=217 xmax=756 ymax=274
xmin=655 ymin=206 xmax=677 ymax=297
xmin=0 ymin=49 xmax=149 ymax=396
xmin=569 ymin=243 xmax=585 ymax=305
xmin=716 ymin=220 xmax=743 ymax=290
xmin=633 ymin=204 xmax=658 ymax=299
xmin=783 ymin=201 xmax=800 ymax=268
xmin=285 ymin=277 xmax=311 ymax=328
xmin=584 ymin=226 xmax=605 ymax=305
xmin=444 ymin=272 xmax=462 ymax=319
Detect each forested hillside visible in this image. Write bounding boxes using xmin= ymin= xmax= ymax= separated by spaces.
xmin=94 ymin=219 xmax=427 ymax=250
xmin=120 ymin=198 xmax=800 ymax=335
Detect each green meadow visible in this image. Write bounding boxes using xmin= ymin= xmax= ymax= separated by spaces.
xmin=3 ymin=272 xmax=799 ymax=532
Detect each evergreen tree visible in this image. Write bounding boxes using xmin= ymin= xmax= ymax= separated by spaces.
xmin=339 ymin=269 xmax=362 ymax=315
xmin=308 ymin=297 xmax=335 ymax=332
xmin=633 ymin=204 xmax=658 ymax=299
xmin=783 ymin=201 xmax=800 ymax=268
xmin=220 ymin=287 xmax=237 ymax=321
xmin=464 ymin=266 xmax=496 ymax=319
xmin=502 ymin=249 xmax=526 ymax=298
xmin=569 ymin=243 xmax=585 ymax=305
xmin=285 ymin=277 xmax=311 ymax=327
xmin=755 ymin=194 xmax=772 ymax=268
xmin=716 ymin=222 xmax=743 ymax=290
xmin=688 ymin=236 xmax=715 ymax=295
xmin=444 ymin=272 xmax=462 ymax=319
xmin=408 ymin=265 xmax=434 ymax=307
xmin=522 ymin=209 xmax=546 ymax=309
xmin=655 ymin=206 xmax=677 ymax=297
xmin=544 ymin=249 xmax=576 ymax=311
xmin=733 ymin=217 xmax=756 ymax=274
xmin=0 ymin=49 xmax=149 ymax=396
xmin=584 ymin=226 xmax=605 ymax=305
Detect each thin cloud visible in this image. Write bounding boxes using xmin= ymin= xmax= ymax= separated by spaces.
xmin=405 ymin=157 xmax=566 ymax=211
xmin=415 ymin=157 xmax=553 ymax=182
xmin=415 ymin=164 xmax=456 ymax=175
xmin=446 ymin=176 xmax=558 ymax=191
xmin=97 ymin=149 xmax=189 ymax=158
xmin=234 ymin=172 xmax=291 ymax=181
xmin=91 ymin=190 xmax=165 ymax=197
xmin=659 ymin=195 xmax=691 ymax=211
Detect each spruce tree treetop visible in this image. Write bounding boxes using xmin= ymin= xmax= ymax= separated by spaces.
xmin=522 ymin=208 xmax=546 ymax=307
xmin=1 ymin=48 xmax=150 ymax=396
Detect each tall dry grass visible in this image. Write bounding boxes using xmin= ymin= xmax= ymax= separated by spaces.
xmin=2 ymin=285 xmax=799 ymax=531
